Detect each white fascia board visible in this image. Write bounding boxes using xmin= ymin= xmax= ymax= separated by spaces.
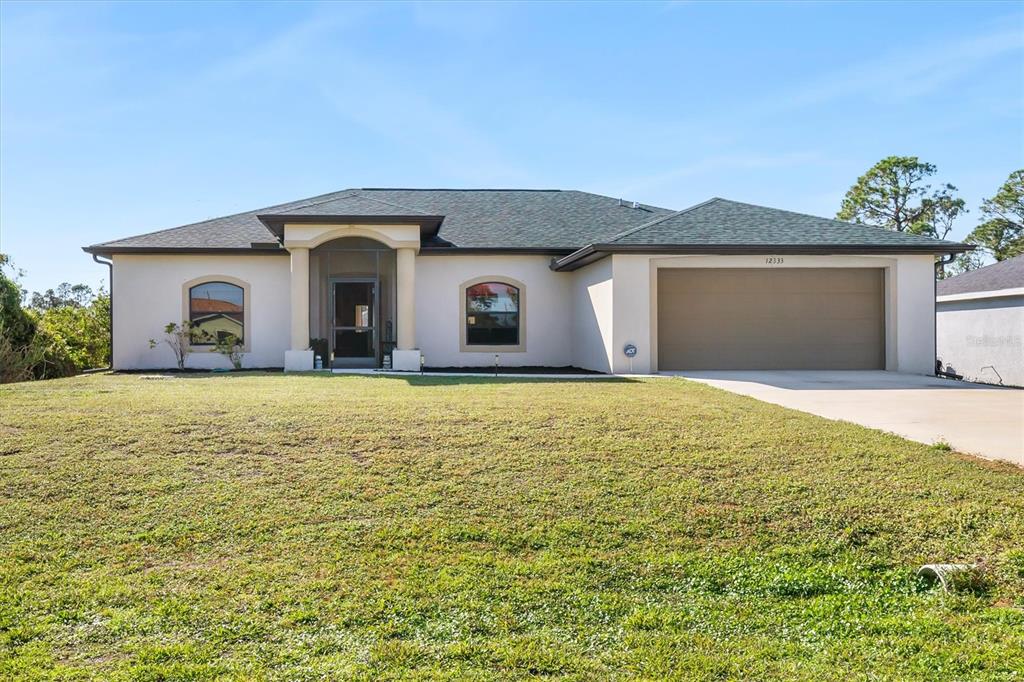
xmin=936 ymin=287 xmax=1024 ymax=303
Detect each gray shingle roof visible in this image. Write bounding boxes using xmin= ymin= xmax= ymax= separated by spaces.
xmin=606 ymin=198 xmax=966 ymax=249
xmin=83 ymin=189 xmax=968 ymax=255
xmin=937 ymin=254 xmax=1024 ymax=296
xmin=266 ymin=192 xmax=433 ymax=217
xmin=84 ymin=188 xmax=671 ymax=252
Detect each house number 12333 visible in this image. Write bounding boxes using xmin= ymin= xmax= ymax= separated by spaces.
xmin=765 ymin=257 xmax=785 ymax=264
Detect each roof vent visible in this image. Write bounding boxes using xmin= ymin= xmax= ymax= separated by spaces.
xmin=617 ymin=198 xmax=623 ymax=207
xmin=631 ymin=201 xmax=640 ymax=209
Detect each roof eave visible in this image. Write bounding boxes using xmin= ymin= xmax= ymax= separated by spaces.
xmin=81 ymin=245 xmax=288 ymax=257
xmin=420 ymin=246 xmax=575 ymax=256
xmin=550 ymin=243 xmax=974 ymax=271
xmin=256 ymin=213 xmax=445 ymax=241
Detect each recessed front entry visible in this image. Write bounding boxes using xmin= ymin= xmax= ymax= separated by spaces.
xmin=658 ymin=268 xmax=885 ymax=370
xmin=331 ymin=280 xmax=376 ymax=367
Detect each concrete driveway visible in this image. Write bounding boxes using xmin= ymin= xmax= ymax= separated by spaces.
xmin=671 ymin=371 xmax=1023 ymax=466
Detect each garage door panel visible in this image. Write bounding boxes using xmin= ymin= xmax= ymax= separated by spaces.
xmin=664 ymin=292 xmax=881 ymax=320
xmin=658 ymin=268 xmax=884 ymax=370
xmin=661 ymin=342 xmax=882 ymax=370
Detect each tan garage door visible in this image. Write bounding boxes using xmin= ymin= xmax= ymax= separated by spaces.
xmin=658 ymin=268 xmax=885 ymax=370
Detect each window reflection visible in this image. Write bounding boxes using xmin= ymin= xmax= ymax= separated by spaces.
xmin=189 ymin=282 xmax=243 ymax=343
xmin=466 ymin=282 xmax=519 ymax=345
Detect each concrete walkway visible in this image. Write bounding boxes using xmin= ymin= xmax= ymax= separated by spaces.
xmin=672 ymin=371 xmax=1023 ymax=466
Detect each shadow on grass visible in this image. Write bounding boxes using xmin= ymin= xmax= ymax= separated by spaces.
xmin=123 ymin=370 xmax=639 ymax=385
xmin=281 ymin=372 xmax=639 ymax=385
xmin=384 ymin=375 xmax=639 ymax=386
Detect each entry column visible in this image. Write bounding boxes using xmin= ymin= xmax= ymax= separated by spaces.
xmin=393 ymin=247 xmax=421 ymax=370
xmin=284 ymin=246 xmax=314 ymax=371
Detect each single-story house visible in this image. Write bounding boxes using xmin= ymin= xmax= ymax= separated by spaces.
xmin=83 ymin=188 xmax=968 ymax=374
xmin=937 ymin=255 xmax=1024 ymax=387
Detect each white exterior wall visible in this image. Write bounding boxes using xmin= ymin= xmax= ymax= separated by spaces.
xmin=606 ymin=253 xmax=938 ymax=375
xmin=937 ymin=294 xmax=1024 ymax=387
xmin=112 ymin=254 xmax=291 ymax=369
xmin=890 ymin=255 xmax=938 ymax=374
xmin=570 ymin=259 xmax=614 ymax=372
xmin=414 ymin=255 xmax=573 ymax=367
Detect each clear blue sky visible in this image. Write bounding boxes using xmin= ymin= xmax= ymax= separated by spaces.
xmin=2 ymin=1 xmax=1022 ymax=294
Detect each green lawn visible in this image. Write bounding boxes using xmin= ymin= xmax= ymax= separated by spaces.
xmin=1 ymin=373 xmax=1022 ymax=680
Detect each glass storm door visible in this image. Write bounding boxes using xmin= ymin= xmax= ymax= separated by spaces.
xmin=332 ymin=281 xmax=376 ymax=366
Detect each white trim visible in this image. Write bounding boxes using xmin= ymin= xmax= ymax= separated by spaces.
xmin=283 ymin=224 xmax=421 ymax=251
xmin=936 ymin=287 xmax=1024 ymax=303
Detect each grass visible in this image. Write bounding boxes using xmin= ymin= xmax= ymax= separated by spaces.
xmin=1 ymin=372 xmax=1022 ymax=680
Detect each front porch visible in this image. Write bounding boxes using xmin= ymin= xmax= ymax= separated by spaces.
xmin=276 ymin=222 xmax=425 ymax=372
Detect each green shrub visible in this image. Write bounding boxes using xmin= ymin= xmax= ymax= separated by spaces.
xmin=0 ymin=321 xmax=75 ymax=383
xmin=0 ymin=261 xmax=34 ymax=347
xmin=214 ymin=333 xmax=244 ymax=369
xmin=34 ymin=291 xmax=110 ymax=370
xmin=1 ymin=256 xmax=101 ymax=380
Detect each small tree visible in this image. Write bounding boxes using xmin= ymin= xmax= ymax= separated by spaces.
xmin=29 ymin=282 xmax=94 ymax=310
xmin=918 ymin=189 xmax=968 ymax=278
xmin=149 ymin=321 xmax=197 ymax=370
xmin=965 ymin=169 xmax=1024 ymax=262
xmin=838 ymin=157 xmax=973 ymax=278
xmin=916 ymin=188 xmax=966 ymax=241
xmin=838 ymin=156 xmax=940 ymax=233
xmin=214 ymin=333 xmax=244 ymax=370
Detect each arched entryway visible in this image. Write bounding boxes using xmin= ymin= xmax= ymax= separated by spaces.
xmin=309 ymin=237 xmax=397 ymax=368
xmin=282 ymin=221 xmax=420 ymax=372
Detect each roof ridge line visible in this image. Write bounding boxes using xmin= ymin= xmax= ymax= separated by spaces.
xmin=349 ymin=192 xmax=432 ymax=216
xmin=257 ymin=189 xmax=369 ymax=215
xmin=709 ymin=196 xmax=957 ymax=238
xmin=725 ymin=197 xmax=965 ymax=245
xmin=605 ymin=198 xmax=722 ymax=244
xmin=262 ymin=190 xmax=431 ymax=217
xmin=87 ymin=188 xmax=363 ymax=248
xmin=359 ymin=187 xmax=562 ymax=192
xmin=563 ymin=189 xmax=674 ymax=213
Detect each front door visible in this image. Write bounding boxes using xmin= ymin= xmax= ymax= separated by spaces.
xmin=331 ymin=280 xmax=377 ymax=367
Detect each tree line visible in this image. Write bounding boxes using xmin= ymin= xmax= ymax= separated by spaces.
xmin=837 ymin=158 xmax=1022 ymax=276
xmin=0 ymin=254 xmax=110 ymax=383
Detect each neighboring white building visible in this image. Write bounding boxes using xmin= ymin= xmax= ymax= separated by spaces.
xmin=937 ymin=255 xmax=1024 ymax=388
xmin=83 ymin=189 xmax=968 ymax=374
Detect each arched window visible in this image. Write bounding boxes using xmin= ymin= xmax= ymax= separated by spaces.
xmin=189 ymin=281 xmax=244 ymax=345
xmin=465 ymin=281 xmax=520 ymax=346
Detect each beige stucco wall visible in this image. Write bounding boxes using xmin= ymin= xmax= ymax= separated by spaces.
xmin=890 ymin=255 xmax=940 ymax=374
xmin=110 ymin=250 xmax=939 ymax=374
xmin=112 ymin=254 xmax=291 ymax=369
xmin=414 ymin=255 xmax=573 ymax=367
xmin=608 ymin=253 xmax=938 ymax=375
xmin=570 ymin=258 xmax=614 ymax=372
